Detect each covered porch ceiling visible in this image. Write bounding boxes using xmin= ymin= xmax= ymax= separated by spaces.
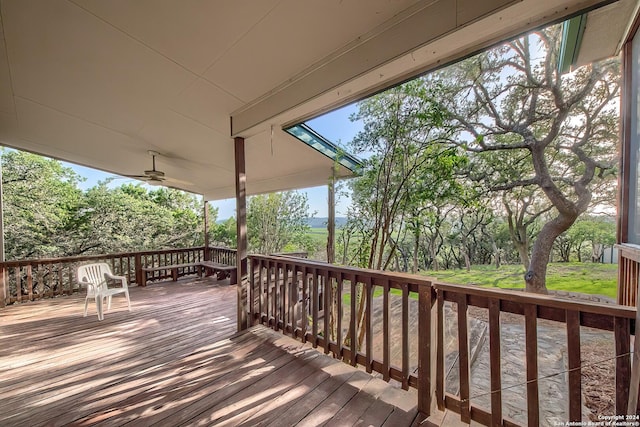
xmin=0 ymin=0 xmax=632 ymax=201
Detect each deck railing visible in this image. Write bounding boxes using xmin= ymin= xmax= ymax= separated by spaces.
xmin=247 ymin=254 xmax=637 ymax=426
xmin=618 ymin=243 xmax=640 ymax=306
xmin=0 ymin=245 xmax=237 ymax=306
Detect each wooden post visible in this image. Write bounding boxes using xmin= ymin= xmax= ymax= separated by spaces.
xmin=0 ymin=157 xmax=5 ymax=307
xmin=235 ymin=136 xmax=248 ymax=331
xmin=134 ymin=253 xmax=144 ymax=287
xmin=204 ymin=200 xmax=210 ymax=261
xmin=327 ymin=171 xmax=335 ymax=264
xmin=626 ymin=270 xmax=640 ymax=414
xmin=417 ymin=282 xmax=437 ymax=415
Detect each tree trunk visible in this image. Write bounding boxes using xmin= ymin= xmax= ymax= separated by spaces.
xmin=412 ymin=229 xmax=419 ymax=274
xmin=513 ymin=234 xmax=530 ymax=270
xmin=492 ymin=241 xmax=501 ymax=269
xmin=525 ymin=214 xmax=575 ymax=293
xmin=591 ymin=243 xmax=604 ymax=263
xmin=461 ymin=245 xmax=471 ymax=272
xmin=327 ymin=176 xmax=335 ymax=264
xmin=576 ymin=243 xmax=582 ymax=263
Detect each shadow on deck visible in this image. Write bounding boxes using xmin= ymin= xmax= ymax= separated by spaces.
xmin=0 ymin=277 xmax=439 ymax=426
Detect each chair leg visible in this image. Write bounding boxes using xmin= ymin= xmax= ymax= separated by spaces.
xmin=96 ymin=296 xmax=104 ymax=321
xmin=125 ymin=291 xmax=131 ymax=311
xmin=107 ymin=295 xmax=112 ymax=311
xmin=84 ymin=297 xmax=89 ymax=317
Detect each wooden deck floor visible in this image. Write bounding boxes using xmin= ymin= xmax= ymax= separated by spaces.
xmin=0 ymin=278 xmax=432 ymax=426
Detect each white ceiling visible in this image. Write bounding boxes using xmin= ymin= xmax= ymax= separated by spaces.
xmin=0 ymin=0 xmax=631 ymax=200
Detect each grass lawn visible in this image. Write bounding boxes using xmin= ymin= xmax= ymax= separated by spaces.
xmin=307 ymin=227 xmax=328 ymax=246
xmin=423 ymin=262 xmax=618 ymax=298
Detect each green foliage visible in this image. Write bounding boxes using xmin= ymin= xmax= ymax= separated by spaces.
xmin=246 ymin=191 xmax=315 ymax=255
xmin=211 ymin=217 xmax=237 ymax=247
xmin=2 ymin=149 xmax=210 ymax=260
xmin=344 ymin=80 xmax=468 ymax=270
xmin=2 ymin=150 xmax=83 ymax=258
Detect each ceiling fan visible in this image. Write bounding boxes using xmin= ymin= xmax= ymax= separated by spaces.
xmin=125 ymin=150 xmax=190 ymax=186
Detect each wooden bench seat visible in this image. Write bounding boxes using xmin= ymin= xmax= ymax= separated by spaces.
xmin=141 ymin=261 xmax=237 ymax=285
xmin=141 ymin=263 xmax=203 ymax=284
xmin=200 ymin=261 xmax=237 ymax=284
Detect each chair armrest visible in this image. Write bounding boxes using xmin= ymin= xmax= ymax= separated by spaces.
xmin=78 ymin=279 xmax=99 ymax=293
xmin=104 ymin=272 xmax=128 ymax=288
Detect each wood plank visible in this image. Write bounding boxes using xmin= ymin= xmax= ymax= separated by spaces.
xmin=234 ymin=349 xmax=341 ymax=426
xmin=324 ymin=376 xmax=391 ymax=426
xmin=159 ymin=345 xmax=321 ymax=426
xmin=296 ymin=370 xmax=372 ymax=426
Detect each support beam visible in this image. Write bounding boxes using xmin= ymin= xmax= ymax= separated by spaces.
xmin=327 ymin=170 xmax=336 ymax=264
xmin=235 ymin=136 xmax=248 ymax=331
xmin=0 ymin=158 xmax=5 ymax=307
xmin=204 ymin=200 xmax=210 ymax=261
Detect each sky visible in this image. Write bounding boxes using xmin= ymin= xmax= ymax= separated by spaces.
xmin=64 ymin=102 xmax=363 ymax=221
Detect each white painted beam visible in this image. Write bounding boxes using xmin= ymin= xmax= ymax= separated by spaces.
xmin=232 ymin=0 xmax=613 ymax=137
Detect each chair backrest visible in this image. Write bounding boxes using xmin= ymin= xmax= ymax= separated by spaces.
xmin=77 ymin=263 xmax=112 ymax=288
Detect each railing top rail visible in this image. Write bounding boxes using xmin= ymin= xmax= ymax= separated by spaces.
xmin=249 ymin=254 xmax=435 ymax=287
xmin=208 ymin=246 xmax=237 ymax=251
xmin=0 ymin=246 xmax=237 ymax=268
xmin=436 ymin=281 xmax=636 ymax=320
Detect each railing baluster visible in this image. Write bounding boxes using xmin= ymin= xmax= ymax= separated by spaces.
xmin=58 ymin=263 xmax=63 ymax=295
xmin=275 ymin=262 xmax=281 ymax=331
xmin=27 ymin=265 xmax=33 ymax=301
xmin=323 ymin=269 xmax=330 ymax=355
xmin=383 ymin=278 xmax=390 ymax=381
xmin=488 ymin=298 xmax=502 ymax=426
xmin=524 ymin=303 xmax=539 ymax=427
xmin=301 ymin=266 xmax=308 ymax=342
xmin=258 ymin=259 xmax=264 ymax=324
xmin=275 ymin=262 xmax=284 ymax=330
xmin=350 ymin=273 xmax=357 ymax=366
xmin=312 ymin=268 xmax=319 ymax=348
xmin=615 ymin=316 xmax=631 ymax=414
xmin=458 ymin=293 xmax=471 ymax=423
xmin=290 ymin=264 xmax=296 ymax=337
xmin=249 ymin=258 xmax=255 ymax=326
xmin=418 ymin=282 xmax=433 ymax=415
xmin=336 ymin=272 xmax=343 ymax=360
xmin=269 ymin=260 xmax=275 ymax=328
xmin=365 ymin=276 xmax=373 ymax=374
xmin=436 ymin=287 xmax=445 ymax=411
xmin=15 ymin=266 xmax=21 ymax=303
xmin=402 ymin=282 xmax=409 ymax=390
xmin=566 ymin=310 xmax=582 ymax=422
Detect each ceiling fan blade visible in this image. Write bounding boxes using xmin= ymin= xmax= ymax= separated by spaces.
xmin=163 ymin=176 xmax=193 ymax=186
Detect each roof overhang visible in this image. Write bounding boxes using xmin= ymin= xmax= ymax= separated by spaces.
xmin=0 ymin=0 xmax=620 ymax=200
xmin=559 ymin=0 xmax=639 ymax=72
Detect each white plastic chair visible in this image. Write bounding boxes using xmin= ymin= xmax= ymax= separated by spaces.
xmin=77 ymin=263 xmax=131 ymax=320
